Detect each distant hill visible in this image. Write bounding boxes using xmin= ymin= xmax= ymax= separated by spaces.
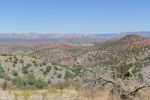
xmin=0 ymin=32 xmax=150 ymax=45
xmin=117 ymin=34 xmax=150 ymax=48
xmin=119 ymin=34 xmax=145 ymax=42
xmin=95 ymin=34 xmax=150 ymax=49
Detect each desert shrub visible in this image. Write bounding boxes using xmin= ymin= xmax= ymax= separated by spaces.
xmin=110 ymin=84 xmax=121 ymax=94
xmin=0 ymin=66 xmax=5 ymax=76
xmin=22 ymin=67 xmax=28 ymax=74
xmin=47 ymin=79 xmax=51 ymax=84
xmin=8 ymin=57 xmax=12 ymax=61
xmin=54 ymin=66 xmax=58 ymax=70
xmin=39 ymin=63 xmax=43 ymax=67
xmin=14 ymin=55 xmax=16 ymax=58
xmin=35 ymin=79 xmax=48 ymax=89
xmin=2 ymin=81 xmax=8 ymax=90
xmin=57 ymin=73 xmax=62 ymax=79
xmin=19 ymin=59 xmax=24 ymax=64
xmin=7 ymin=68 xmax=9 ymax=71
xmin=116 ymin=63 xmax=131 ymax=78
xmin=53 ymin=80 xmax=81 ymax=90
xmin=53 ymin=71 xmax=57 ymax=75
xmin=52 ymin=62 xmax=58 ymax=65
xmin=43 ymin=65 xmax=52 ymax=75
xmin=43 ymin=71 xmax=48 ymax=75
xmin=13 ymin=70 xmax=18 ymax=76
xmin=51 ymin=76 xmax=54 ymax=79
xmin=12 ymin=76 xmax=48 ymax=89
xmin=72 ymin=65 xmax=83 ymax=76
xmin=1 ymin=54 xmax=7 ymax=56
xmin=27 ymin=76 xmax=37 ymax=86
xmin=64 ymin=70 xmax=74 ymax=79
xmin=45 ymin=65 xmax=52 ymax=72
xmin=12 ymin=77 xmax=26 ymax=88
xmin=14 ymin=58 xmax=18 ymax=64
xmin=116 ymin=63 xmax=139 ymax=79
xmin=42 ymin=61 xmax=47 ymax=65
xmin=40 ymin=69 xmax=43 ymax=71
xmin=144 ymin=56 xmax=150 ymax=61
xmin=25 ymin=63 xmax=32 ymax=68
xmin=32 ymin=60 xmax=38 ymax=66
xmin=138 ymin=73 xmax=143 ymax=82
xmin=13 ymin=63 xmax=16 ymax=67
xmin=59 ymin=68 xmax=63 ymax=71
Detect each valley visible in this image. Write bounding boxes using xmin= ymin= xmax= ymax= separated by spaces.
xmin=0 ymin=33 xmax=150 ymax=99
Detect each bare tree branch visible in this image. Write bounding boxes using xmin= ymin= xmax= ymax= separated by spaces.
xmin=128 ymin=82 xmax=150 ymax=96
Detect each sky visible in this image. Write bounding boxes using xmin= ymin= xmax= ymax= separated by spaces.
xmin=0 ymin=0 xmax=150 ymax=34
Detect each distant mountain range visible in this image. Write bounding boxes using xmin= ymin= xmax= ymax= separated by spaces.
xmin=0 ymin=32 xmax=150 ymax=45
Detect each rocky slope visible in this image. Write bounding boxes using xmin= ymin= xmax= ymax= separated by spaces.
xmin=0 ymin=34 xmax=150 ymax=99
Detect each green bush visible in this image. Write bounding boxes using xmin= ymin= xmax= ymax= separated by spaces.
xmin=43 ymin=71 xmax=48 ymax=75
xmin=42 ymin=62 xmax=47 ymax=65
xmin=52 ymin=62 xmax=58 ymax=65
xmin=27 ymin=76 xmax=37 ymax=86
xmin=39 ymin=63 xmax=43 ymax=67
xmin=13 ymin=70 xmax=18 ymax=76
xmin=22 ymin=67 xmax=28 ymax=74
xmin=14 ymin=55 xmax=16 ymax=58
xmin=54 ymin=66 xmax=58 ymax=70
xmin=32 ymin=60 xmax=38 ymax=66
xmin=57 ymin=73 xmax=62 ymax=79
xmin=12 ymin=76 xmax=48 ymax=89
xmin=14 ymin=58 xmax=18 ymax=64
xmin=65 ymin=71 xmax=74 ymax=79
xmin=116 ymin=63 xmax=139 ymax=79
xmin=8 ymin=57 xmax=12 ymax=61
xmin=72 ymin=65 xmax=83 ymax=76
xmin=43 ymin=65 xmax=52 ymax=75
xmin=26 ymin=63 xmax=32 ymax=68
xmin=12 ymin=77 xmax=26 ymax=88
xmin=45 ymin=65 xmax=52 ymax=72
xmin=35 ymin=79 xmax=48 ymax=89
xmin=13 ymin=63 xmax=16 ymax=67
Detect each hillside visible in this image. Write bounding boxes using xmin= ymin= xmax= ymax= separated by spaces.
xmin=0 ymin=54 xmax=85 ymax=90
xmin=0 ymin=34 xmax=150 ymax=99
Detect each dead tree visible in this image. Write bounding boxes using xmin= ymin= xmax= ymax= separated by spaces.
xmin=84 ymin=68 xmax=150 ymax=99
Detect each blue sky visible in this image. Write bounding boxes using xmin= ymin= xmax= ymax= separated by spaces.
xmin=0 ymin=0 xmax=150 ymax=34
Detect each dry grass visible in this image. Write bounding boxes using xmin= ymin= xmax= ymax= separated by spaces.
xmin=0 ymin=87 xmax=149 ymax=100
xmin=0 ymin=87 xmax=78 ymax=100
xmin=78 ymin=88 xmax=120 ymax=100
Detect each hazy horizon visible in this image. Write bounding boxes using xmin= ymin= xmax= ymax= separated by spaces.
xmin=0 ymin=31 xmax=150 ymax=35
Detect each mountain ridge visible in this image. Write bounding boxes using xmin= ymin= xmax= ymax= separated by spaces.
xmin=0 ymin=32 xmax=150 ymax=46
